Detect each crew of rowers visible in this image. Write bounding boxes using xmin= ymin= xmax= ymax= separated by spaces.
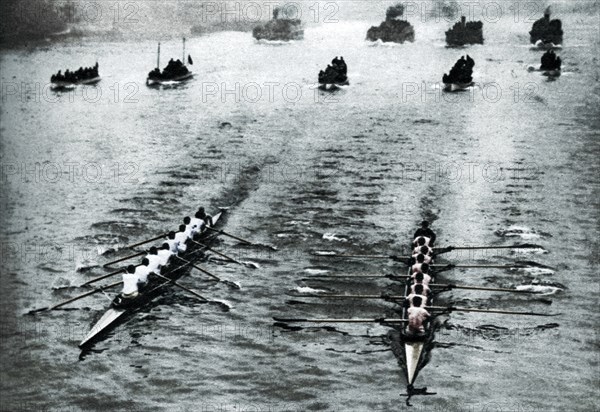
xmin=119 ymin=207 xmax=213 ymax=300
xmin=404 ymin=221 xmax=436 ymax=338
xmin=51 ymin=63 xmax=99 ymax=83
xmin=318 ymin=56 xmax=348 ymax=84
xmin=147 ymin=57 xmax=191 ymax=81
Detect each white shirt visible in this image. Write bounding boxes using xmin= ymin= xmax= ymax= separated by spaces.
xmin=145 ymin=254 xmax=162 ymax=273
xmin=184 ymin=224 xmax=194 ymax=239
xmin=412 ymin=253 xmax=433 ymax=264
xmin=190 ymin=217 xmax=205 ymax=235
xmin=122 ymin=272 xmax=139 ymax=295
xmin=412 ymin=236 xmax=431 ymax=248
xmin=174 ymin=232 xmax=188 ymax=252
xmin=406 ymin=293 xmax=427 ymax=307
xmin=411 ymin=273 xmax=432 ymax=286
xmin=134 ymin=265 xmax=151 ymax=283
xmin=166 ymin=238 xmax=179 ymax=253
xmin=411 ymin=263 xmax=426 ymax=274
xmin=410 ymin=284 xmax=431 ymax=296
xmin=407 ymin=306 xmax=430 ymax=335
xmin=157 ymin=249 xmax=173 ymax=266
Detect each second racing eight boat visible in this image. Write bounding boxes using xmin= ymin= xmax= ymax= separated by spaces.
xmin=79 ymin=209 xmax=226 ymax=347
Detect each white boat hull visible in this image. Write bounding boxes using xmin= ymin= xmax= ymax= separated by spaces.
xmin=405 ymin=341 xmax=425 ymax=385
xmin=443 ymin=81 xmax=474 ymax=92
xmin=79 ymin=308 xmax=126 ymax=347
xmin=51 ymin=76 xmax=101 ymax=88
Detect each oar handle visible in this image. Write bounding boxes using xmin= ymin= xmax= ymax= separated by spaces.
xmin=30 ymin=281 xmax=123 ymax=313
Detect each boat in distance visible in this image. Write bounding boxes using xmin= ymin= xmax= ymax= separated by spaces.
xmin=79 ymin=209 xmax=225 ymax=347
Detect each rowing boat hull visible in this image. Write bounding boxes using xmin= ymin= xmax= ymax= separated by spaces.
xmin=51 ymin=76 xmax=101 ymax=88
xmin=146 ymin=72 xmax=193 ymax=86
xmin=79 ymin=210 xmax=224 ymax=348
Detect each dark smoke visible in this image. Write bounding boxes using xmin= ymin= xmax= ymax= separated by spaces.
xmin=385 ymin=3 xmax=405 ymax=21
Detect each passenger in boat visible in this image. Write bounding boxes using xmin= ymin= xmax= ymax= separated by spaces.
xmin=406 ymin=296 xmax=430 ymax=337
xmin=411 ymin=271 xmax=432 ymax=286
xmin=121 ymin=265 xmax=140 ymax=298
xmin=145 ymin=246 xmax=162 ymax=274
xmin=166 ymin=231 xmax=179 ymax=253
xmin=174 ymin=224 xmax=189 ymax=253
xmin=413 ymin=221 xmax=436 ymax=245
xmin=405 ymin=284 xmax=429 ymax=308
xmin=157 ymin=243 xmax=173 ymax=266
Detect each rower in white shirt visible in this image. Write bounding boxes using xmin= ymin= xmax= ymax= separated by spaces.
xmin=157 ymin=243 xmax=173 ymax=266
xmin=412 ymin=252 xmax=432 ymax=265
xmin=174 ymin=224 xmax=188 ymax=253
xmin=121 ymin=265 xmax=140 ymax=298
xmin=189 ymin=210 xmax=206 ymax=237
xmin=406 ymin=296 xmax=431 ymax=337
xmin=410 ymin=283 xmax=431 ymax=296
xmin=411 ymin=262 xmax=430 ymax=276
xmin=166 ymin=231 xmax=178 ymax=254
xmin=145 ymin=246 xmax=162 ymax=274
xmin=405 ymin=284 xmax=429 ymax=308
xmin=412 ymin=236 xmax=431 ymax=249
xmin=182 ymin=216 xmax=194 ymax=239
xmin=132 ymin=259 xmax=152 ymax=288
xmin=413 ymin=245 xmax=434 ymax=257
xmin=411 ymin=271 xmax=432 ymax=286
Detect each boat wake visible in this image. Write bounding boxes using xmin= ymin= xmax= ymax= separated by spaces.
xmin=322 ymin=233 xmax=348 ymax=242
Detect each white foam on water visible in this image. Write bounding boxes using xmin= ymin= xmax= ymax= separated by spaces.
xmin=304 ymin=268 xmax=330 ymax=275
xmin=295 ymin=286 xmax=327 ymax=294
xmin=516 ymin=284 xmax=562 ymax=295
xmin=323 ymin=233 xmax=347 ymax=242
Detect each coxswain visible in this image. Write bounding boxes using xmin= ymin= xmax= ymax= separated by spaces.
xmin=411 ymin=271 xmax=432 ymax=286
xmin=405 ymin=284 xmax=428 ymax=308
xmin=406 ymin=296 xmax=430 ymax=337
xmin=196 ymin=207 xmax=213 ymax=227
xmin=413 ymin=221 xmax=436 ymax=246
xmin=166 ymin=231 xmax=178 ymax=253
xmin=174 ymin=224 xmax=189 ymax=253
xmin=121 ymin=265 xmax=140 ymax=298
xmin=145 ymin=246 xmax=162 ymax=274
xmin=157 ymin=243 xmax=173 ymax=266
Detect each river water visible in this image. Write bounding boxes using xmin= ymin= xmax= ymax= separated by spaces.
xmin=1 ymin=4 xmax=598 ymax=412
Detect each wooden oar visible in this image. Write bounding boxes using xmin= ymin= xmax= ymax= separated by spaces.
xmin=28 ymin=281 xmax=122 ymax=314
xmin=311 ymin=253 xmax=410 ymax=263
xmin=80 ymin=267 xmax=134 ymax=287
xmin=189 ymin=239 xmax=245 ymax=266
xmin=148 ymin=272 xmax=230 ymax=311
xmin=437 ymin=243 xmax=542 ymax=251
xmin=103 ymin=251 xmax=145 ymax=267
xmin=427 ymin=305 xmax=560 ymax=316
xmin=173 ymin=256 xmax=240 ymax=289
xmin=432 ymin=284 xmax=542 ymax=294
xmin=273 ymin=317 xmax=408 ymax=323
xmin=122 ymin=232 xmax=168 ymax=249
xmin=292 ymin=293 xmax=406 ymax=300
xmin=205 ymin=227 xmax=277 ymax=250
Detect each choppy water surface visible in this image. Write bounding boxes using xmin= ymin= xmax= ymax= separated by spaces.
xmin=1 ymin=7 xmax=599 ymax=412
